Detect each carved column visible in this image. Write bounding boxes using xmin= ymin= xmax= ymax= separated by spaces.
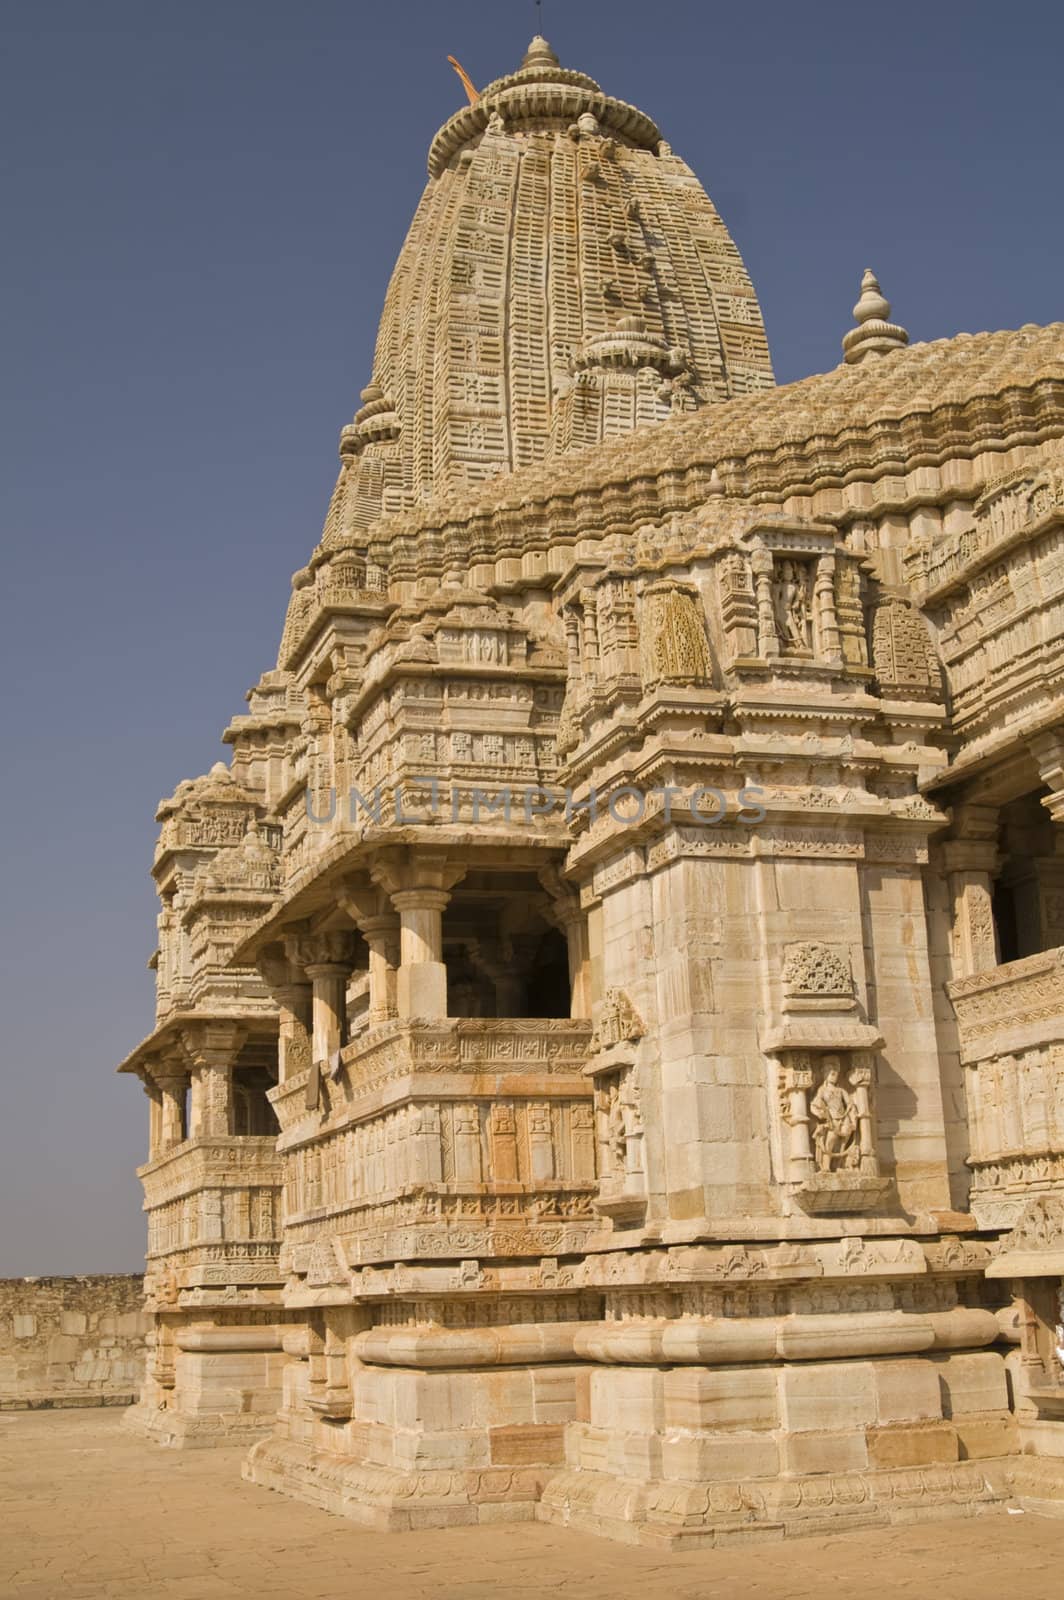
xmin=579 ymin=589 xmax=599 ymax=674
xmin=778 ymin=1053 xmax=815 ymax=1183
xmin=751 ymin=548 xmax=779 ymax=659
xmin=338 ymin=883 xmax=401 ymax=1024
xmin=371 ymin=853 xmax=465 ymax=1020
xmin=814 ymin=553 xmax=841 ymax=660
xmin=153 ymin=1068 xmax=187 ymax=1153
xmin=942 ymin=805 xmax=1000 ymax=977
xmin=298 ymin=932 xmax=356 ymax=1063
xmin=849 ymin=1053 xmax=877 ymax=1174
xmin=563 ymin=607 xmax=582 ymax=682
xmin=142 ymin=1075 xmax=163 ymax=1159
xmin=259 ymin=947 xmax=312 ymax=1084
xmin=184 ymin=1023 xmax=244 ymax=1138
xmin=539 ymin=866 xmax=592 ymax=1018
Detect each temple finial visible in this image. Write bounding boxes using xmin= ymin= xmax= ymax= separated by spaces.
xmin=522 ymin=35 xmax=560 ymax=70
xmin=842 ymin=268 xmax=909 ymax=364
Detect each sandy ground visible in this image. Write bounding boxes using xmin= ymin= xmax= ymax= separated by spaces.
xmin=4 ymin=1409 xmax=1064 ymax=1600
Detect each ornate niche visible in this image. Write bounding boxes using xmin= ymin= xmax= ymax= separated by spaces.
xmin=585 ymin=988 xmax=647 ymax=1223
xmin=766 ymin=942 xmax=890 ymax=1214
xmin=740 ymin=522 xmax=847 ymax=665
xmin=638 ymin=580 xmax=712 ymax=691
xmin=777 ymin=1050 xmax=888 ymax=1213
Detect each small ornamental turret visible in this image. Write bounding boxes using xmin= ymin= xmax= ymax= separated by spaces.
xmin=842 ymin=268 xmax=909 ymax=364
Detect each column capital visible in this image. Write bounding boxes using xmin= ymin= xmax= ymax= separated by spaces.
xmin=256 ymin=944 xmax=310 ymax=997
xmin=940 ymin=839 xmax=999 ymax=875
xmin=290 ymin=929 xmax=359 ymax=976
xmin=537 ymin=864 xmax=582 ymax=926
xmin=948 ymin=801 xmax=999 ymax=842
xmin=337 ymin=880 xmax=399 ymax=935
xmin=369 ymin=848 xmax=466 ymax=902
xmin=390 ymin=887 xmax=452 ymax=915
xmin=178 ymin=1020 xmax=246 ymax=1070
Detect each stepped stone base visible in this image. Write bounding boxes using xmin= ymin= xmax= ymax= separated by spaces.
xmin=537 ymin=1459 xmax=1012 ymax=1548
xmin=244 ymin=1434 xmax=1022 ymax=1546
xmin=244 ymin=1434 xmax=548 ymax=1529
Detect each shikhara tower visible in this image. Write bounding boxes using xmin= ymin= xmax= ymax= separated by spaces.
xmin=118 ymin=38 xmax=1064 ymax=1541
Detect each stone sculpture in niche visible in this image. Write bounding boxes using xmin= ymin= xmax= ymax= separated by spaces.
xmin=810 ymin=1057 xmax=859 ymax=1172
xmin=771 ymin=558 xmax=813 ymax=651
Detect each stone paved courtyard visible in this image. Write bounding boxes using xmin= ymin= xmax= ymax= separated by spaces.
xmin=4 ymin=1410 xmax=1064 ymax=1600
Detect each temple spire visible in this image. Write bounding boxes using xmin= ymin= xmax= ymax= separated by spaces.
xmin=842 ymin=268 xmax=909 ymax=364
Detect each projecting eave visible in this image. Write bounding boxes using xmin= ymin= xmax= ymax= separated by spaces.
xmin=115 ymin=1007 xmax=279 ymax=1077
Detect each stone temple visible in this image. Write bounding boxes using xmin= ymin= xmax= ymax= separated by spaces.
xmin=117 ymin=37 xmax=1064 ymax=1544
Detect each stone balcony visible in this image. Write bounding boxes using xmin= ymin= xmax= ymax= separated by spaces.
xmin=269 ymin=1017 xmax=599 ymax=1271
xmin=948 ymin=948 xmax=1064 ymax=1227
xmin=138 ymin=1136 xmax=284 ymax=1303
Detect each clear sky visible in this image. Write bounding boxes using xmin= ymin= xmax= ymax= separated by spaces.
xmin=1 ymin=0 xmax=1061 ymax=1274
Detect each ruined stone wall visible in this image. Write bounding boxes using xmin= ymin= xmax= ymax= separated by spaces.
xmin=0 ymin=1276 xmax=147 ymax=1409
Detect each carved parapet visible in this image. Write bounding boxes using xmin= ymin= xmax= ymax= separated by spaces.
xmin=987 ymin=1194 xmax=1064 ymax=1278
xmin=905 ymin=453 xmax=1064 ymax=604
xmin=949 ymin=947 xmax=1064 ymax=1064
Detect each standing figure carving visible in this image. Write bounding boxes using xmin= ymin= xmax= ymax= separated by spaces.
xmin=772 ymin=560 xmax=813 ymax=651
xmin=810 ymin=1057 xmax=859 ymax=1171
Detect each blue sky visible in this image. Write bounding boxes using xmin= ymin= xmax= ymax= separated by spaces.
xmin=1 ymin=0 xmax=1061 ymax=1272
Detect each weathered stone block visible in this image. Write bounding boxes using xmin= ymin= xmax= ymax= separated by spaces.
xmin=663 ymin=1367 xmax=779 ymax=1432
xmin=865 ymin=1422 xmax=958 ymax=1468
xmin=873 ymin=1358 xmax=943 ymax=1423
xmin=661 ymin=1433 xmax=780 ymax=1483
xmin=932 ymin=1351 xmax=1009 ymax=1417
xmin=778 ymin=1362 xmax=876 ymax=1433
xmin=955 ymin=1415 xmax=1018 ymax=1459
xmin=780 ymin=1429 xmax=869 ymax=1475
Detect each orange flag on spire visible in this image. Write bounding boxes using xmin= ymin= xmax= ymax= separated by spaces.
xmin=447 ymin=56 xmax=480 ymax=105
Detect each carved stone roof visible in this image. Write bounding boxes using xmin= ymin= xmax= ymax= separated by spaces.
xmin=359 ymin=320 xmax=1064 ymax=557
xmin=323 ymin=37 xmax=773 ymax=546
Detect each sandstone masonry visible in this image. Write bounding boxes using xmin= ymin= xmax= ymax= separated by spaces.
xmin=115 ymin=36 xmax=1064 ymax=1543
xmin=0 ymin=1276 xmax=147 ymax=1410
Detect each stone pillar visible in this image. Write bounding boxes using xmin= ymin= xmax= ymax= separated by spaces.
xmin=539 ymin=865 xmax=591 ymax=1018
xmin=751 ymin=548 xmax=779 ymax=659
xmin=942 ymin=805 xmax=1000 ymax=977
xmin=779 ymin=1053 xmax=815 ymax=1183
xmin=184 ymin=1023 xmax=244 ymax=1138
xmin=275 ymin=982 xmax=312 ymax=1083
xmin=337 ymin=884 xmax=400 ymax=1024
xmin=155 ymin=1071 xmax=186 ymax=1152
xmin=563 ymin=607 xmax=582 ymax=681
xmin=258 ymin=947 xmax=312 ymax=1084
xmin=361 ymin=918 xmax=400 ymax=1022
xmin=290 ymin=931 xmax=357 ymax=1108
xmin=391 ymin=890 xmax=450 ymax=1018
xmin=371 ymin=854 xmax=466 ymax=1021
xmin=579 ymin=588 xmax=599 ymax=673
xmin=143 ymin=1075 xmax=163 ymax=1159
xmin=814 ymin=553 xmax=841 ymax=660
